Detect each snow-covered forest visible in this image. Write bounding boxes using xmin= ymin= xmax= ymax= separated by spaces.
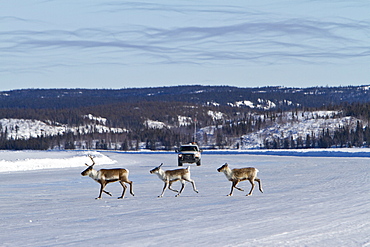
xmin=1 ymin=86 xmax=370 ymax=150
xmin=1 ymin=108 xmax=369 ymax=151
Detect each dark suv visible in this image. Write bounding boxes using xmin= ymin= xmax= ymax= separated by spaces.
xmin=176 ymin=143 xmax=202 ymax=166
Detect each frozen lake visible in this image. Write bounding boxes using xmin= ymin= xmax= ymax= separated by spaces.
xmin=0 ymin=150 xmax=369 ymax=246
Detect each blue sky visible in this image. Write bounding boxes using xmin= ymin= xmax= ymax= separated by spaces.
xmin=1 ymin=0 xmax=370 ymax=91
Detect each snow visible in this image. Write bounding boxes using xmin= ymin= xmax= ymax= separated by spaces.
xmin=239 ymin=111 xmax=359 ymax=149
xmin=228 ymin=100 xmax=255 ymax=108
xmin=0 ymin=149 xmax=369 ymax=246
xmin=178 ymin=115 xmax=192 ymax=126
xmin=0 ymin=118 xmax=66 ymax=139
xmin=0 ymin=110 xmax=363 ymax=153
xmin=0 ymin=150 xmax=115 ymax=172
xmin=144 ymin=119 xmax=167 ymax=129
xmin=207 ymin=110 xmax=224 ymax=120
xmin=84 ymin=114 xmax=107 ymax=125
xmin=0 ymin=118 xmax=126 ymax=140
xmin=228 ymin=99 xmax=277 ymax=110
xmin=207 ymin=101 xmax=220 ymax=107
xmin=257 ymin=98 xmax=276 ymax=110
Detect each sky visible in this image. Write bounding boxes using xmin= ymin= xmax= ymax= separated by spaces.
xmin=1 ymin=0 xmax=370 ymax=91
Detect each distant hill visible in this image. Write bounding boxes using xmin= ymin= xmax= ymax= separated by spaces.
xmin=1 ymin=85 xmax=370 ymax=150
xmin=1 ymin=85 xmax=370 ymax=110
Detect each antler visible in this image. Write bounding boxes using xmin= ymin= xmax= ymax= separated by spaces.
xmin=87 ymin=154 xmax=96 ymax=166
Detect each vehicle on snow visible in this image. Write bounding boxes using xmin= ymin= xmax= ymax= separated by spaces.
xmin=176 ymin=143 xmax=202 ymax=166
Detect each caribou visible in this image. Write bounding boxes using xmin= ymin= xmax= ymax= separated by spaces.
xmin=150 ymin=163 xmax=199 ymax=197
xmin=81 ymin=155 xmax=134 ymax=199
xmin=217 ymin=163 xmax=263 ymax=196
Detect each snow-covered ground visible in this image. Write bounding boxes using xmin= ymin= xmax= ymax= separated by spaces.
xmin=0 ymin=117 xmax=126 ymax=140
xmin=0 ymin=150 xmax=369 ymax=246
xmin=239 ymin=116 xmax=360 ymax=149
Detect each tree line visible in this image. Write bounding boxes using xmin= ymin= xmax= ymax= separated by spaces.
xmin=1 ymin=101 xmax=370 ymax=150
xmin=264 ymin=121 xmax=370 ymax=149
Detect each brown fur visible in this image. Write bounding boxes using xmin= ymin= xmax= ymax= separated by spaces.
xmin=81 ymin=156 xmax=134 ymax=199
xmin=150 ymin=163 xmax=198 ymax=197
xmin=217 ymin=163 xmax=263 ymax=196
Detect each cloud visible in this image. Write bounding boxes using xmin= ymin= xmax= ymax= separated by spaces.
xmin=1 ymin=2 xmax=370 ymax=75
xmin=96 ymin=1 xmax=256 ymax=16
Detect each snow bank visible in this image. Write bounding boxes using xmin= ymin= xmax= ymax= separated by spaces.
xmin=0 ymin=150 xmax=116 ymax=172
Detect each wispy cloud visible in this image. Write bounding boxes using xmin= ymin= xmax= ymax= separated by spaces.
xmin=1 ymin=1 xmax=370 ymax=75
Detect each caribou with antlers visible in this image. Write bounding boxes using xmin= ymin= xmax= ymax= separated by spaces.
xmin=81 ymin=155 xmax=134 ymax=199
xmin=150 ymin=163 xmax=199 ymax=197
